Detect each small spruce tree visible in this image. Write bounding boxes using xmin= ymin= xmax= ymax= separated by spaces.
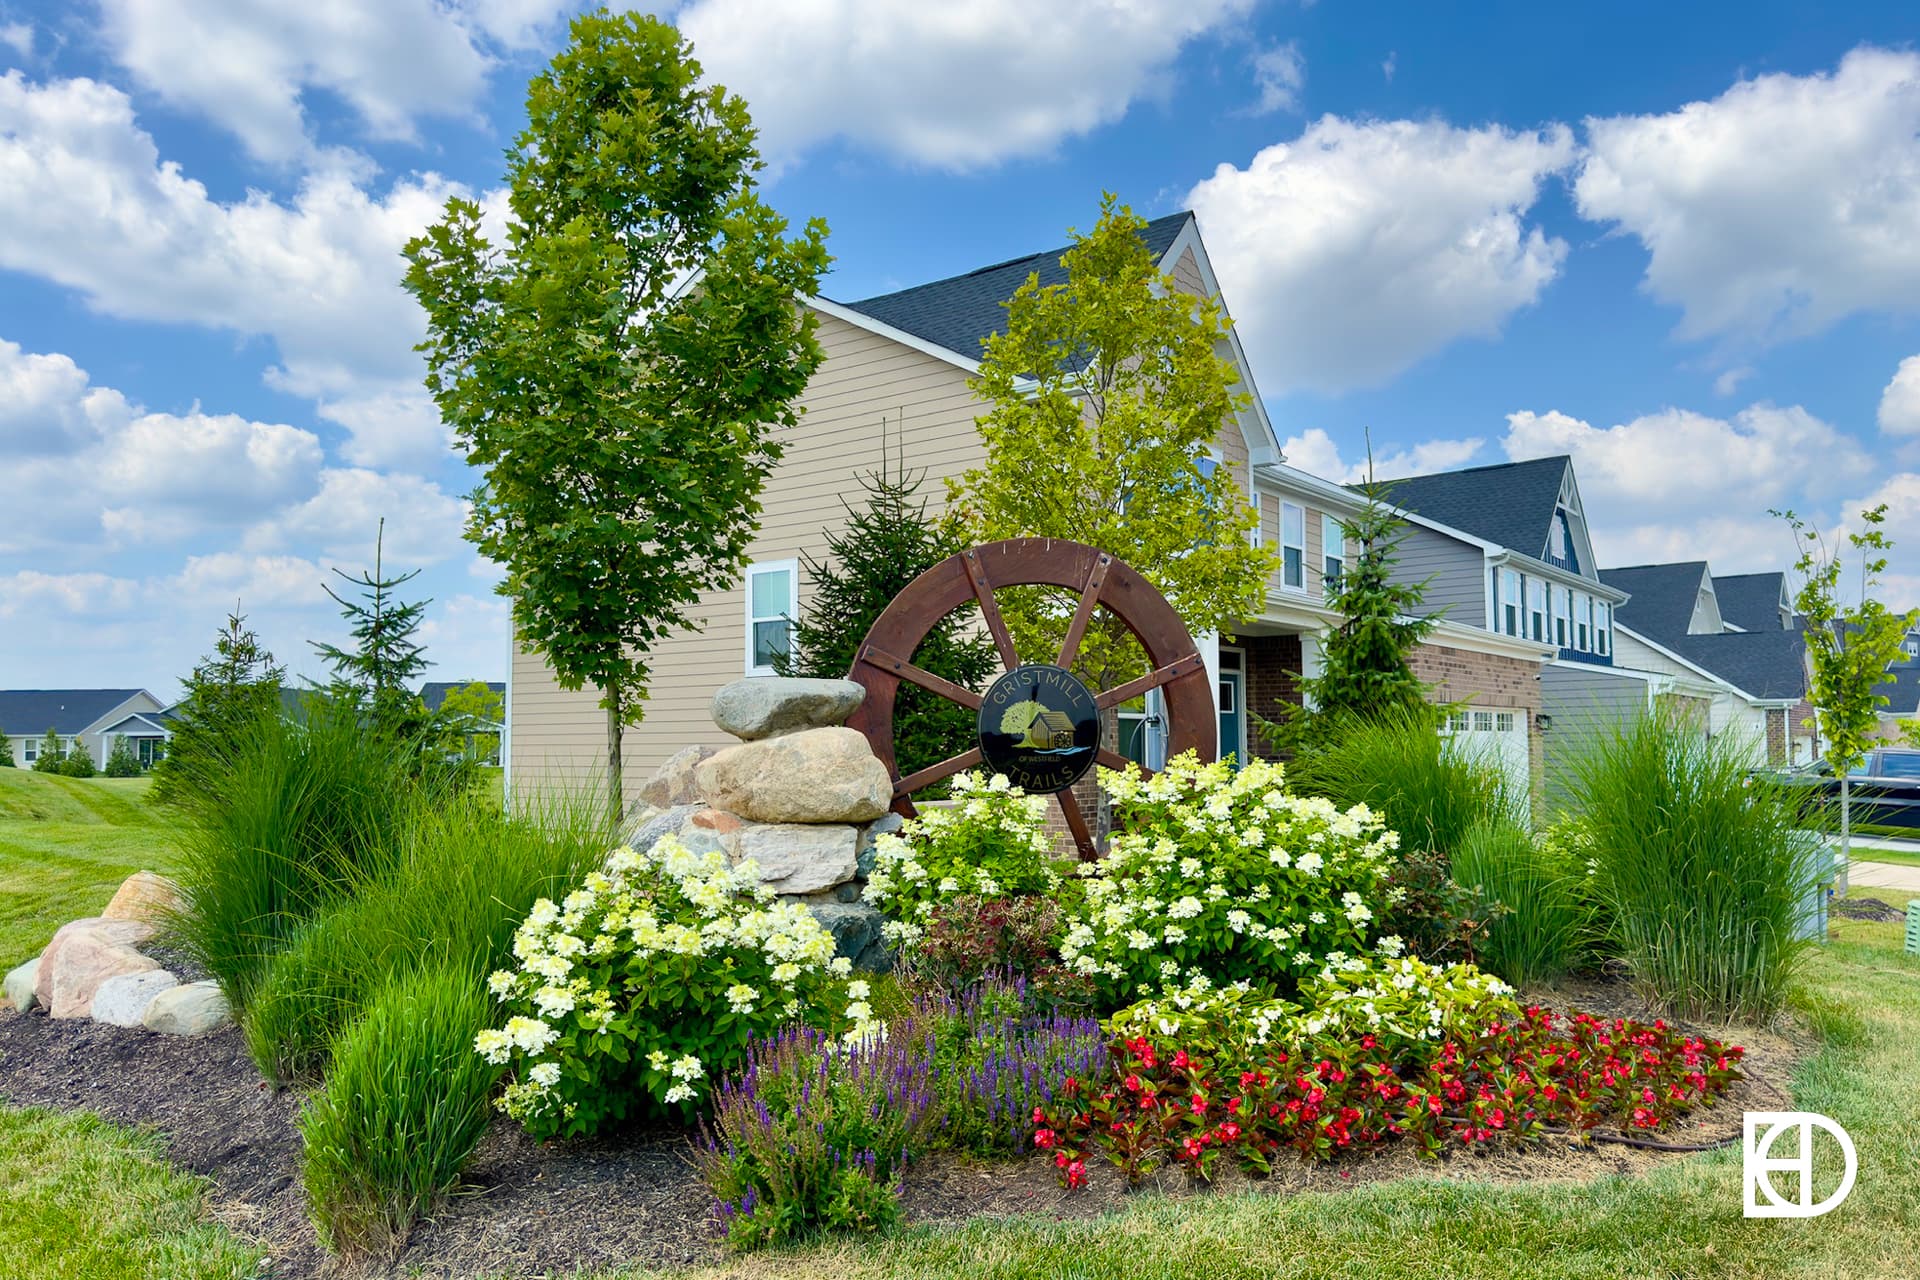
xmin=775 ymin=447 xmax=998 ymax=787
xmin=104 ymin=737 xmax=143 ymax=777
xmin=311 ymin=519 xmax=435 ymax=743
xmin=0 ymin=727 xmax=12 ymax=767
xmin=32 ymin=728 xmax=62 ymax=773
xmin=151 ymin=607 xmax=288 ymax=804
xmin=59 ymin=738 xmax=96 ymax=778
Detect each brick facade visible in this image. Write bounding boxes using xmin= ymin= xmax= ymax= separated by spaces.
xmin=1765 ymin=706 xmax=1787 ymax=764
xmin=1229 ymin=632 xmax=1302 ymax=763
xmin=1407 ymin=640 xmax=1544 ymax=802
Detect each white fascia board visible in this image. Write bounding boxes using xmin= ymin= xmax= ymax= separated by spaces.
xmin=1487 ymin=548 xmax=1629 ymax=603
xmin=1426 ymin=618 xmax=1556 ymax=663
xmin=1155 ymin=216 xmax=1282 ymax=462
xmin=77 ymin=691 xmax=160 ymax=740
xmin=1613 ymin=624 xmax=1757 ymax=701
xmin=1249 ymin=461 xmax=1372 ymax=519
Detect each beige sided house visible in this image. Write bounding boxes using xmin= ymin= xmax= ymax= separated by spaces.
xmin=506 ymin=214 xmax=1553 ymax=810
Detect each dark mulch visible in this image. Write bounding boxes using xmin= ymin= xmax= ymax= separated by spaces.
xmin=0 ymin=966 xmax=1815 ymax=1279
xmin=1832 ymin=895 xmax=1908 ymax=923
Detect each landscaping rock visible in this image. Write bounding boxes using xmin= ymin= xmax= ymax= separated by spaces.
xmin=808 ymin=903 xmax=893 ymax=973
xmin=711 ymin=678 xmax=865 ymax=741
xmin=696 ymin=727 xmax=891 ymax=824
xmin=619 ymin=803 xmax=698 ymax=855
xmin=91 ymin=969 xmax=180 ymax=1027
xmin=142 ymin=980 xmax=233 ymax=1036
xmin=731 ymin=822 xmax=860 ymax=895
xmin=672 ymin=806 xmax=740 ymax=858
xmin=34 ymin=918 xmax=160 ymax=1019
xmin=3 ymin=958 xmax=38 ymax=1013
xmin=101 ymin=870 xmax=183 ymax=924
xmin=856 ymin=812 xmax=904 ymax=879
xmin=638 ymin=745 xmax=720 ymax=808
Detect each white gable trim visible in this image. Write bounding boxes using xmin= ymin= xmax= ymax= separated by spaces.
xmin=1553 ymin=465 xmax=1603 ymax=580
xmin=1157 ymin=216 xmax=1283 ymax=463
xmin=1613 ymin=623 xmax=1776 ymax=703
xmin=805 ymin=295 xmax=987 ymax=376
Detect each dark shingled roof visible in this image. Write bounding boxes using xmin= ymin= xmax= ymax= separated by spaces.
xmin=1875 ymin=664 xmax=1920 ymax=716
xmin=1663 ymin=630 xmax=1807 ymax=701
xmin=0 ymin=689 xmax=146 ymax=736
xmin=1600 ymin=562 xmax=1711 ymax=641
xmin=1712 ymin=572 xmax=1789 ymax=633
xmin=840 ymin=212 xmax=1194 ymax=362
xmin=1369 ymin=457 xmax=1571 ymax=559
xmin=419 ymin=681 xmax=505 ymax=714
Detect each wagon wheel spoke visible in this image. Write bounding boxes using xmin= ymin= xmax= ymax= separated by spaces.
xmin=893 ymin=746 xmax=984 ymax=796
xmin=1054 ymin=552 xmax=1113 ymax=669
xmin=1094 ymin=651 xmax=1207 ymax=710
xmin=856 ymin=643 xmax=983 ymax=709
xmin=962 ymin=548 xmax=1022 ymax=671
xmin=1056 ymin=787 xmax=1098 ymax=860
xmin=1095 ymin=748 xmax=1152 ymax=778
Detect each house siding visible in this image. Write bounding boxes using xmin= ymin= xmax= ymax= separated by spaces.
xmin=1539 ymin=662 xmax=1651 ymax=798
xmin=509 ymin=308 xmax=989 ymax=805
xmin=1394 ymin=524 xmax=1486 ymax=627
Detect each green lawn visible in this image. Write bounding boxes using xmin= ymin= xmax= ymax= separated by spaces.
xmin=2 ymin=901 xmax=1915 ymax=1278
xmin=1850 ymin=843 xmax=1920 ymax=871
xmin=0 ymin=770 xmax=184 ymax=968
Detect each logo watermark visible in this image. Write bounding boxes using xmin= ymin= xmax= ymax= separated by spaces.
xmin=1743 ymin=1112 xmax=1857 ymax=1218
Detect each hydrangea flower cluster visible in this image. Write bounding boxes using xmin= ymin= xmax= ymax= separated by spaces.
xmin=1059 ymin=753 xmax=1401 ymax=1005
xmin=477 ymin=834 xmax=874 ymax=1140
xmin=862 ymin=771 xmax=1061 ymax=948
xmin=1294 ymin=955 xmax=1518 ymax=1065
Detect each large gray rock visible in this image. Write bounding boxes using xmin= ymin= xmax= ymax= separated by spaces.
xmin=34 ymin=918 xmax=159 ymax=1019
xmin=143 ymin=981 xmax=233 ymax=1036
xmin=711 ymin=678 xmax=866 ymax=741
xmin=619 ymin=803 xmax=699 ymax=855
xmin=809 ymin=903 xmax=894 ymax=973
xmin=638 ymin=745 xmax=720 ymax=808
xmin=91 ymin=970 xmax=180 ymax=1027
xmin=733 ymin=822 xmax=860 ymax=895
xmin=673 ymin=806 xmax=740 ymax=858
xmin=4 ymin=958 xmax=38 ymax=1013
xmin=856 ymin=812 xmax=904 ymax=879
xmin=696 ymin=727 xmax=891 ymax=824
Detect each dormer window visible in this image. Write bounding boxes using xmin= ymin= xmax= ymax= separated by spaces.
xmin=1550 ymin=509 xmax=1579 ymax=572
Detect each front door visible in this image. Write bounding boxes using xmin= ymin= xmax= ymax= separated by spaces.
xmin=1218 ymin=667 xmax=1245 ymax=768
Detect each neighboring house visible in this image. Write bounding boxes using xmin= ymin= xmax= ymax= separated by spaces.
xmin=0 ymin=689 xmax=165 ymax=769
xmin=421 ymin=680 xmax=506 ymax=765
xmin=1598 ymin=563 xmax=1813 ymax=764
xmin=507 ymin=213 xmax=1555 ymax=812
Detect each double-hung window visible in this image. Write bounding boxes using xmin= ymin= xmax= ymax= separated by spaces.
xmin=745 ymin=560 xmax=798 ymax=676
xmin=1575 ymin=594 xmax=1593 ymax=652
xmin=1499 ymin=569 xmax=1522 ymax=637
xmin=1281 ymin=502 xmax=1305 ymax=590
xmin=21 ymin=738 xmax=35 ymax=764
xmin=1553 ymin=586 xmax=1570 ymax=648
xmin=1527 ymin=578 xmax=1548 ymax=643
xmin=1322 ymin=514 xmax=1345 ymax=590
xmin=1596 ymin=602 xmax=1612 ymax=657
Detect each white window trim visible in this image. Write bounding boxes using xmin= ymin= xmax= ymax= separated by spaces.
xmin=1322 ymin=513 xmax=1344 ymax=584
xmin=744 ymin=558 xmax=799 ymax=677
xmin=1527 ymin=578 xmax=1548 ymax=643
xmin=1575 ymin=592 xmax=1593 ymax=653
xmin=21 ymin=738 xmax=35 ymax=762
xmin=1280 ymin=501 xmax=1306 ymax=591
xmin=1553 ymin=585 xmax=1571 ymax=648
xmin=1500 ymin=568 xmax=1522 ymax=638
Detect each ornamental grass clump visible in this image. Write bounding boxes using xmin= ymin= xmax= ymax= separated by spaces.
xmin=1449 ymin=816 xmax=1591 ymax=987
xmin=919 ymin=975 xmax=1106 ymax=1155
xmin=1566 ymin=710 xmax=1823 ymax=1020
xmin=299 ymin=962 xmax=499 ymax=1257
xmin=863 ymin=771 xmax=1062 ymax=950
xmin=697 ymin=1021 xmax=940 ymax=1249
xmin=1060 ymin=753 xmax=1399 ymax=1008
xmin=480 ymin=834 xmax=873 ymax=1139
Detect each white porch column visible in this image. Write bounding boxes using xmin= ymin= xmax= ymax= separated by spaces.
xmin=1298 ymin=628 xmax=1325 ymax=711
xmin=1196 ymin=630 xmax=1221 ymax=760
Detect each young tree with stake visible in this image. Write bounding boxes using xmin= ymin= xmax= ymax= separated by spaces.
xmin=406 ymin=11 xmax=829 ymax=818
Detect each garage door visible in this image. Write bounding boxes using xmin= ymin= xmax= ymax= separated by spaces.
xmin=1442 ymin=708 xmax=1531 ymax=807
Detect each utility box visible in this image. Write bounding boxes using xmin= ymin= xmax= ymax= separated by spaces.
xmin=1906 ymin=900 xmax=1919 ymax=956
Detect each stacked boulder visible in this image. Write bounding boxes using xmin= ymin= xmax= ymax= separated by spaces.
xmin=2 ymin=870 xmax=232 ymax=1035
xmin=623 ymin=677 xmax=902 ymax=971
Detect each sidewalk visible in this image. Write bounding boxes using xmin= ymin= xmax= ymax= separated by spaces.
xmin=1849 ymin=860 xmax=1920 ymax=895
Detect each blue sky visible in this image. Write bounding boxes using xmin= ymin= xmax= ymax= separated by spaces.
xmin=2 ymin=0 xmax=1918 ymax=699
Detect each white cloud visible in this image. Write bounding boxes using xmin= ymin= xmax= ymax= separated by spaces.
xmin=1282 ymin=427 xmax=1484 ymax=484
xmin=0 ymin=72 xmax=483 ymax=467
xmin=1381 ymin=51 xmax=1396 ymax=83
xmin=1712 ymin=366 xmax=1754 ymax=397
xmin=1575 ymin=47 xmax=1920 ymax=345
xmin=165 ymin=552 xmax=333 ymax=610
xmin=1251 ymin=42 xmax=1305 ymax=114
xmin=417 ymin=592 xmax=512 ymax=682
xmin=94 ymin=0 xmax=569 ymax=165
xmin=1844 ymin=472 xmax=1920 ymax=604
xmin=1 ymin=22 xmax=30 ymax=58
xmin=1879 ymin=356 xmax=1920 ymax=435
xmin=1188 ymin=116 xmax=1575 ymax=393
xmin=0 ymin=570 xmax=141 ymax=619
xmin=675 ymin=0 xmax=1255 ymax=169
xmin=1502 ymin=403 xmax=1876 ymax=571
xmin=249 ymin=468 xmax=470 ymax=569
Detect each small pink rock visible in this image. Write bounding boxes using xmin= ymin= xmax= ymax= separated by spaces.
xmin=34 ymin=917 xmax=160 ymax=1019
xmin=689 ymin=808 xmax=744 ymax=834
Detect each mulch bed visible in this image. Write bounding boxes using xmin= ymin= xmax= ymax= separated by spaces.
xmin=1832 ymin=896 xmax=1908 ymax=923
xmin=0 ymin=966 xmax=1813 ymax=1279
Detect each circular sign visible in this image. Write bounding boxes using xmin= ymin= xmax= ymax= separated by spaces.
xmin=977 ymin=664 xmax=1100 ymax=794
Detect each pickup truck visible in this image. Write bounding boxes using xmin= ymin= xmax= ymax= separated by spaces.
xmin=1789 ymin=747 xmax=1920 ymax=831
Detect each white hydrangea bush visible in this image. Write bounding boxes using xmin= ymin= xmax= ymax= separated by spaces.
xmin=1060 ymin=753 xmax=1402 ymax=1005
xmin=1294 ymin=954 xmax=1520 ymax=1062
xmin=476 ymin=834 xmax=875 ymax=1140
xmin=862 ymin=771 xmax=1062 ymax=948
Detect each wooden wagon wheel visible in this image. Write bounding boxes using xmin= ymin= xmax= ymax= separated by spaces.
xmin=844 ymin=537 xmax=1215 ymax=858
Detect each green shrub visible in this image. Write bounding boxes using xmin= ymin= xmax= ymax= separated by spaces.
xmin=1565 ymin=709 xmax=1822 ymax=1020
xmin=1376 ymin=846 xmax=1508 ymax=965
xmin=57 ymin=740 xmax=95 ymax=777
xmin=862 ymin=772 xmax=1062 ymax=951
xmin=480 ymin=834 xmax=868 ymax=1140
xmin=167 ymin=702 xmax=422 ymax=1013
xmin=1448 ymin=817 xmax=1589 ymax=987
xmin=1286 ymin=705 xmax=1511 ymax=857
xmin=243 ymin=794 xmax=607 ymax=1082
xmin=1058 ymin=754 xmax=1399 ymax=1009
xmin=299 ymin=963 xmax=500 ymax=1257
xmin=31 ymin=729 xmax=62 ymax=773
xmin=103 ymin=739 xmax=143 ymax=778
xmin=901 ymin=895 xmax=1089 ymax=1008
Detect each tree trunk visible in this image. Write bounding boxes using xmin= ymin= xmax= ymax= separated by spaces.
xmin=606 ymin=686 xmax=624 ymax=831
xmin=1838 ymin=772 xmax=1851 ymax=896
